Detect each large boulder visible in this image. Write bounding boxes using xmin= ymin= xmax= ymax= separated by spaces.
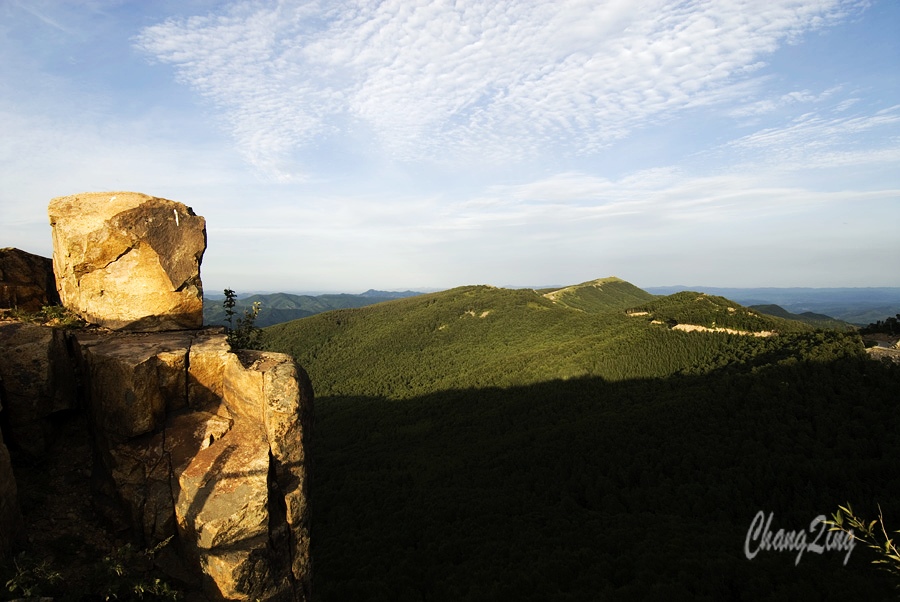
xmin=0 ymin=247 xmax=60 ymax=312
xmin=0 ymin=321 xmax=76 ymax=456
xmin=48 ymin=192 xmax=206 ymax=331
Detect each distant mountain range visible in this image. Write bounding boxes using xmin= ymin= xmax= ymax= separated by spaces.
xmin=205 ymin=282 xmax=897 ymax=328
xmin=747 ymin=304 xmax=855 ymax=331
xmin=203 ymin=289 xmax=422 ymax=328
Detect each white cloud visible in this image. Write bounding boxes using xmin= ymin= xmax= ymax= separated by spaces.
xmin=135 ymin=0 xmax=864 ymax=178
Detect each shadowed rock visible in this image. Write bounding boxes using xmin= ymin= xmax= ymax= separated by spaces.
xmin=0 ymin=247 xmax=60 ymax=312
xmin=0 ymin=398 xmax=24 ymax=561
xmin=0 ymin=321 xmax=76 ymax=456
xmin=0 ymin=192 xmax=312 ymax=598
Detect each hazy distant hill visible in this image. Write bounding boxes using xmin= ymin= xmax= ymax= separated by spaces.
xmin=262 ymin=277 xmax=900 ymax=600
xmin=645 ymin=285 xmax=900 ymax=325
xmin=749 ymin=304 xmax=856 ymax=331
xmin=203 ymin=290 xmax=422 ymax=328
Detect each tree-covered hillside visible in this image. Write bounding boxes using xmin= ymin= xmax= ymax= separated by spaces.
xmin=646 ymin=286 xmax=900 ymax=325
xmin=308 ymin=356 xmax=900 ymax=601
xmin=265 ymin=284 xmax=824 ymax=398
xmin=627 ymin=291 xmax=813 ymax=334
xmin=261 ymin=279 xmax=900 ymax=600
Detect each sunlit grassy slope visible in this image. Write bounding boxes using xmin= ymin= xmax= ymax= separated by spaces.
xmin=264 ymin=278 xmax=816 ymax=399
xmin=539 ymin=276 xmax=656 ymax=312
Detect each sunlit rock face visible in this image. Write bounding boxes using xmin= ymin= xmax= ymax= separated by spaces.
xmin=0 ymin=191 xmax=314 ymax=598
xmin=48 ymin=192 xmax=206 ymax=331
xmin=76 ymin=330 xmax=313 ymax=601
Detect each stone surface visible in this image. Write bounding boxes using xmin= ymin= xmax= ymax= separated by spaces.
xmin=76 ymin=330 xmax=311 ymax=600
xmin=0 ymin=192 xmax=312 ymax=598
xmin=188 ymin=331 xmax=233 ymax=411
xmin=0 ymin=247 xmax=60 ymax=312
xmin=0 ymin=321 xmax=76 ymax=456
xmin=107 ymin=409 xmax=234 ymax=545
xmin=48 ymin=192 xmax=206 ymax=331
xmin=260 ymin=355 xmax=314 ymax=587
xmin=176 ymin=424 xmax=294 ymax=601
xmin=74 ymin=330 xmax=195 ymax=442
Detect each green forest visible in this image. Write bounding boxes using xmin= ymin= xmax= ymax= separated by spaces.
xmin=263 ymin=279 xmax=900 ymax=601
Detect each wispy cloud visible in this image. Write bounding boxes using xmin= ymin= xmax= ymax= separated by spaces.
xmin=727 ymin=85 xmax=843 ymax=118
xmin=135 ymin=0 xmax=865 ymax=179
xmin=8 ymin=0 xmax=79 ymax=35
xmin=726 ymin=103 xmax=900 ymax=167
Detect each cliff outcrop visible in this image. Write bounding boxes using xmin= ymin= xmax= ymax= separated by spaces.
xmin=76 ymin=331 xmax=313 ymax=600
xmin=0 ymin=192 xmax=312 ymax=601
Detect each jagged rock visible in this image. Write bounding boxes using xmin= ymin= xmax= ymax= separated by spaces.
xmin=221 ymin=350 xmax=313 ymax=592
xmin=0 ymin=322 xmax=76 ymax=456
xmin=176 ymin=423 xmax=295 ymax=600
xmin=0 ymin=247 xmax=60 ymax=312
xmin=0 ymin=398 xmax=25 ymax=560
xmin=107 ymin=409 xmax=234 ymax=546
xmin=48 ymin=192 xmax=206 ymax=331
xmin=232 ymin=351 xmax=313 ymax=586
xmin=77 ymin=330 xmax=312 ymax=600
xmin=1 ymin=192 xmax=312 ymax=599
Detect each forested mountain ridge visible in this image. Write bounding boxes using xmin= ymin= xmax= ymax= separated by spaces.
xmin=646 ymin=285 xmax=900 ymax=325
xmin=265 ymin=279 xmax=829 ymax=399
xmin=626 ymin=291 xmax=814 ymax=334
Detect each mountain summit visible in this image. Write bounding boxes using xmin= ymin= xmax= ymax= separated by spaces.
xmin=540 ymin=276 xmax=656 ymax=312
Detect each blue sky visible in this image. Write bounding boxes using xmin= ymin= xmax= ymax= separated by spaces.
xmin=2 ymin=0 xmax=898 ymax=293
